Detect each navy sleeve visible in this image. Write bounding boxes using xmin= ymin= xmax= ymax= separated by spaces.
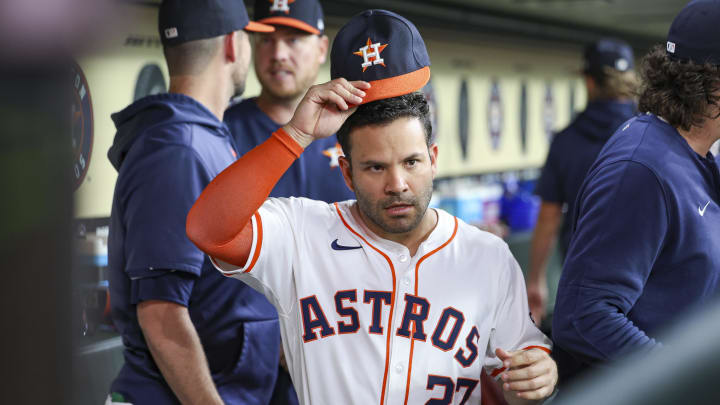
xmin=553 ymin=161 xmax=667 ymax=363
xmin=130 ymin=270 xmax=197 ymax=307
xmin=535 ymin=136 xmax=565 ymax=203
xmin=122 ymin=144 xmax=211 ymax=279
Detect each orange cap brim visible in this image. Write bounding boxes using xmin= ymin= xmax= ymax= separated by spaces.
xmin=244 ymin=21 xmax=275 ymax=33
xmin=258 ymin=17 xmax=321 ymax=35
xmin=361 ymin=66 xmax=430 ymax=104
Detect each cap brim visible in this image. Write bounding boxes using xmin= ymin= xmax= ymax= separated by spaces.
xmin=244 ymin=21 xmax=275 ymax=33
xmin=258 ymin=17 xmax=321 ymax=35
xmin=361 ymin=66 xmax=430 ymax=104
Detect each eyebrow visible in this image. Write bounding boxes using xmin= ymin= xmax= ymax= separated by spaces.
xmin=357 ymin=153 xmax=425 ymax=167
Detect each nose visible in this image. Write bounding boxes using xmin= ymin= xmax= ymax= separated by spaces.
xmin=271 ymin=40 xmax=290 ymax=62
xmin=384 ymin=167 xmax=409 ymax=195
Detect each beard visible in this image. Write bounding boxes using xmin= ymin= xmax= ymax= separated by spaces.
xmin=353 ymin=177 xmax=434 ymax=235
xmin=231 ymin=73 xmax=246 ymax=99
xmin=231 ymin=61 xmax=248 ymax=99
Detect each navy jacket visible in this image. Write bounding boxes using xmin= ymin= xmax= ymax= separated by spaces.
xmin=535 ymin=100 xmax=636 ymax=255
xmin=107 ymin=94 xmax=280 ymax=405
xmin=225 ymin=98 xmax=355 ymax=202
xmin=553 ymin=113 xmax=720 ymax=381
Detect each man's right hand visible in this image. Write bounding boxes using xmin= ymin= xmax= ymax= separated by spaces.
xmin=284 ymin=78 xmax=370 ymax=148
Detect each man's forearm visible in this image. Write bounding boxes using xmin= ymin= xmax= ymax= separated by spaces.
xmin=528 ymin=202 xmax=562 ymax=284
xmin=554 ymin=294 xmax=658 ymax=363
xmin=138 ymin=300 xmax=223 ymax=405
xmin=186 ymin=128 xmax=303 ymax=266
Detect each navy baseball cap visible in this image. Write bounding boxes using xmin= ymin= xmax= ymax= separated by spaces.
xmin=254 ymin=0 xmax=325 ymax=35
xmin=665 ymin=0 xmax=720 ymax=66
xmin=582 ymin=38 xmax=634 ymax=76
xmin=330 ymin=9 xmax=430 ymax=104
xmin=159 ymin=0 xmax=273 ymax=47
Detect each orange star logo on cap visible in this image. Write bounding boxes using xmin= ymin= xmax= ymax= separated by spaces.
xmin=269 ymin=0 xmax=295 ymax=14
xmin=322 ymin=143 xmax=344 ymax=168
xmin=353 ymin=38 xmax=388 ymax=72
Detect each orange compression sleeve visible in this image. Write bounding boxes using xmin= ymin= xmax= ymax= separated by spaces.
xmin=186 ymin=128 xmax=304 ymax=267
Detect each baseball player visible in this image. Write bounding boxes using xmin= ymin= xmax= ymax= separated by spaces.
xmin=527 ymin=38 xmax=638 ymax=328
xmin=187 ymin=10 xmax=557 ymax=404
xmin=106 ymin=1 xmax=277 ymax=404
xmin=225 ymin=0 xmax=354 ymax=204
xmin=553 ymin=0 xmax=720 ymax=386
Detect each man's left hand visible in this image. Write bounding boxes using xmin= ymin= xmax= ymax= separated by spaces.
xmin=496 ymin=347 xmax=557 ymax=401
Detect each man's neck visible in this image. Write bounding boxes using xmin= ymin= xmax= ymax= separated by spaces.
xmin=351 ymin=204 xmax=438 ymax=257
xmin=168 ymin=74 xmax=230 ymax=121
xmin=677 ymin=118 xmax=720 ymax=157
xmin=255 ymin=90 xmax=303 ymax=125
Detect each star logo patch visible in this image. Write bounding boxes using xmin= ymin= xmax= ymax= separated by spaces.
xmin=269 ymin=0 xmax=295 ymax=14
xmin=353 ymin=38 xmax=388 ymax=72
xmin=322 ymin=143 xmax=344 ymax=168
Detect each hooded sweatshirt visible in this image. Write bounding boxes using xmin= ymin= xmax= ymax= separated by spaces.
xmin=107 ymin=93 xmax=280 ymax=405
xmin=535 ymin=100 xmax=637 ymax=255
xmin=553 ymin=113 xmax=720 ymax=384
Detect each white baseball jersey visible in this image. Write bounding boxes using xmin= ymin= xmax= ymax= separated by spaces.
xmin=213 ymin=198 xmax=551 ymax=405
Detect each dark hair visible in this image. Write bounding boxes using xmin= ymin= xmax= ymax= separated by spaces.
xmin=638 ymin=45 xmax=720 ymax=131
xmin=337 ymin=92 xmax=432 ymax=161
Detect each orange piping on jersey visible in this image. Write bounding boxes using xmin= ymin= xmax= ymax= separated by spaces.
xmin=523 ymin=345 xmax=551 ymax=354
xmin=243 ymin=212 xmax=263 ymax=273
xmin=334 ymin=203 xmax=396 ymax=405
xmin=489 ymin=345 xmax=553 ymax=378
xmin=403 ymin=216 xmax=459 ymax=405
xmin=491 ymin=367 xmax=505 ymax=378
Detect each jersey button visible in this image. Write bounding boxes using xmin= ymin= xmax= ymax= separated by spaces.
xmin=395 ymin=364 xmax=404 ymax=374
xmin=399 ymin=254 xmax=408 ymax=263
xmin=403 ymin=277 xmax=411 ymax=286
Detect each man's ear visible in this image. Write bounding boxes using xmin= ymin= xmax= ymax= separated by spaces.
xmin=428 ymin=143 xmax=439 ymax=179
xmin=339 ymin=156 xmax=354 ymax=191
xmin=318 ymin=35 xmax=329 ymax=64
xmin=584 ymin=74 xmax=597 ymax=98
xmin=225 ymin=32 xmax=237 ymax=63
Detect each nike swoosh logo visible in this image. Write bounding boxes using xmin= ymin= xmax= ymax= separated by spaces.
xmin=698 ymin=201 xmax=711 ymax=216
xmin=331 ymin=239 xmax=362 ymax=251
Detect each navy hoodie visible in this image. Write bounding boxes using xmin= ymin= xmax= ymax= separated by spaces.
xmin=553 ymin=113 xmax=720 ymax=383
xmin=107 ymin=93 xmax=280 ymax=405
xmin=535 ymin=100 xmax=636 ymax=255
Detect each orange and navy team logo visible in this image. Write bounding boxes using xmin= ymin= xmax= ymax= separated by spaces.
xmin=269 ymin=0 xmax=295 ymax=14
xmin=353 ymin=38 xmax=388 ymax=72
xmin=71 ymin=62 xmax=93 ymax=191
xmin=322 ymin=143 xmax=344 ymax=168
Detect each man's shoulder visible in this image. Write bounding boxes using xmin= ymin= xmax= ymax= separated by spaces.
xmin=224 ymin=98 xmax=278 ymax=148
xmin=262 ymin=196 xmax=338 ymax=217
xmin=226 ymin=97 xmax=256 ymax=111
xmin=550 ymin=116 xmax=594 ymax=148
xmin=593 ymin=115 xmax=675 ymax=173
xmin=225 ymin=97 xmax=268 ymax=124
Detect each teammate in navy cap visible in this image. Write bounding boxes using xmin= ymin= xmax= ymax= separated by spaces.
xmin=187 ymin=9 xmax=558 ymax=404
xmin=223 ymin=1 xmax=351 ymax=404
xmin=527 ymin=38 xmax=638 ymax=331
xmin=225 ymin=0 xmax=352 ymax=204
xmin=553 ymin=0 xmax=720 ymax=387
xmin=106 ymin=1 xmax=275 ymax=404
